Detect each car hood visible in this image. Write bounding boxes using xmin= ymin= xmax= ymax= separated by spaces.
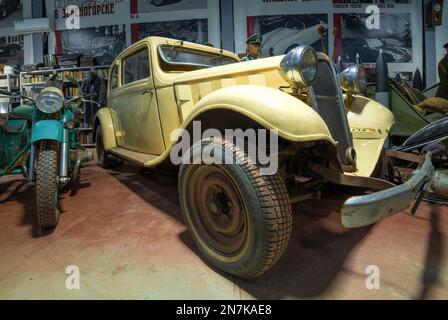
xmin=172 ymin=55 xmax=284 ymax=85
xmin=168 ymin=55 xmax=290 ymax=113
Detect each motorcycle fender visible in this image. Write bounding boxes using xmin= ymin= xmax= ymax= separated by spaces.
xmin=31 ymin=120 xmax=63 ymax=143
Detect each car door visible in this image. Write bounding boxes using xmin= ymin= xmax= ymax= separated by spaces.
xmin=108 ymin=43 xmax=165 ymax=155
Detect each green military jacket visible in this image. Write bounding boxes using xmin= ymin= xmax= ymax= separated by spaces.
xmin=437 ymin=55 xmax=448 ymax=100
xmin=240 ymin=54 xmax=257 ymax=62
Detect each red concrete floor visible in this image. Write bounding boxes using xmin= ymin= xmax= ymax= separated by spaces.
xmin=0 ymin=158 xmax=447 ymax=299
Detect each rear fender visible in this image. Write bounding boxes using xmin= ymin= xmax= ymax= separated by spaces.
xmin=94 ymin=107 xmax=117 ymax=151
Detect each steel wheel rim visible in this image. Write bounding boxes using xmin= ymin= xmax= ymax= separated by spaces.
xmin=186 ymin=165 xmax=248 ymax=256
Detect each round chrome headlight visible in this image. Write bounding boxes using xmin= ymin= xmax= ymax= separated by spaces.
xmin=339 ymin=65 xmax=367 ymax=94
xmin=36 ymin=91 xmax=64 ymax=114
xmin=279 ymin=45 xmax=319 ymax=88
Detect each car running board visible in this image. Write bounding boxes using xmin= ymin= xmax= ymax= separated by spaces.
xmin=108 ymin=148 xmax=159 ymax=166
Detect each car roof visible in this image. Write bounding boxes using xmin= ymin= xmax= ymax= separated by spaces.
xmin=115 ymin=36 xmax=240 ymax=62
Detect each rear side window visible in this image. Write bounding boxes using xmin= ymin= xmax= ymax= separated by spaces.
xmin=122 ymin=48 xmax=150 ymax=85
xmin=110 ymin=65 xmax=118 ymax=90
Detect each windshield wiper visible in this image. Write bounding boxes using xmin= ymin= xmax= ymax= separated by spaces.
xmin=210 ymin=49 xmax=225 ymax=65
xmin=166 ymin=40 xmax=184 ymax=59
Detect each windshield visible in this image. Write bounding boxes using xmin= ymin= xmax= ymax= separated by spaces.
xmin=158 ymin=45 xmax=237 ymax=70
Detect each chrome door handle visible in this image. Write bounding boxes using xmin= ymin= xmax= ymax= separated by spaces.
xmin=142 ymin=89 xmax=155 ymax=95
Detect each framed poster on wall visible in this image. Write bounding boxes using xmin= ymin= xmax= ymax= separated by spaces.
xmin=0 ymin=0 xmax=22 ymax=29
xmin=233 ymin=0 xmax=332 ymax=57
xmin=130 ymin=0 xmax=220 ymax=47
xmin=51 ymin=0 xmax=130 ymax=30
xmin=331 ymin=0 xmax=421 ymax=79
xmin=234 ymin=0 xmax=423 ymax=79
xmin=0 ymin=0 xmax=23 ymax=66
xmin=246 ymin=14 xmax=328 ymax=58
xmin=48 ymin=0 xmax=129 ymax=65
xmin=0 ymin=34 xmax=23 ymax=66
xmin=333 ymin=13 xmax=413 ymax=66
xmin=133 ymin=19 xmax=208 ymax=44
xmin=56 ymin=25 xmax=127 ymax=65
xmin=47 ymin=0 xmax=219 ymax=64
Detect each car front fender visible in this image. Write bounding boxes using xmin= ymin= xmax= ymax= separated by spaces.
xmin=182 ymin=85 xmax=335 ymax=145
xmin=346 ymin=95 xmax=395 ymax=177
xmin=347 ymin=95 xmax=395 ymax=139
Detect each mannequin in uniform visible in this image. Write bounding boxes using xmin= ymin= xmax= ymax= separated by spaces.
xmin=415 ymin=42 xmax=448 ymax=115
xmin=436 ymin=42 xmax=448 ymax=100
xmin=240 ymin=33 xmax=263 ymax=62
xmin=80 ymin=68 xmax=102 ymax=126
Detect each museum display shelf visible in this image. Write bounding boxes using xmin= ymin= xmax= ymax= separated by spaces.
xmin=0 ymin=73 xmax=20 ymax=92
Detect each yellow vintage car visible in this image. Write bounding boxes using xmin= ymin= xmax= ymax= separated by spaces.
xmin=94 ymin=37 xmax=436 ymax=279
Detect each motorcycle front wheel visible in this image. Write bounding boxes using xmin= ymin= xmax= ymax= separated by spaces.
xmin=36 ymin=141 xmax=60 ymax=229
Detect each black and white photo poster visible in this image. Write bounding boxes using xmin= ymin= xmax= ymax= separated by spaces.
xmin=56 ymin=25 xmax=127 ymax=65
xmin=247 ymin=14 xmax=328 ymax=57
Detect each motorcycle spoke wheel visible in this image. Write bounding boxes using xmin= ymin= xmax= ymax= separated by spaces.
xmin=36 ymin=141 xmax=60 ymax=230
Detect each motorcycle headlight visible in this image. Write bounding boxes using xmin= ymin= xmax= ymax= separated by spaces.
xmin=36 ymin=91 xmax=64 ymax=114
xmin=339 ymin=65 xmax=367 ymax=94
xmin=279 ymin=45 xmax=319 ymax=88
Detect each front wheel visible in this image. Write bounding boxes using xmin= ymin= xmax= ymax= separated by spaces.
xmin=96 ymin=126 xmax=116 ymax=169
xmin=36 ymin=141 xmax=60 ymax=229
xmin=179 ymin=137 xmax=293 ymax=279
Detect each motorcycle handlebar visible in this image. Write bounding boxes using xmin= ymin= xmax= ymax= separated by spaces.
xmin=83 ymin=93 xmax=97 ymax=99
xmin=0 ymin=90 xmax=34 ymax=103
xmin=0 ymin=89 xmax=12 ymax=96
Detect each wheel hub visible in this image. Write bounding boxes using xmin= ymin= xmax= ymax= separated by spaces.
xmin=209 ymin=192 xmax=232 ymax=216
xmin=187 ymin=166 xmax=248 ymax=255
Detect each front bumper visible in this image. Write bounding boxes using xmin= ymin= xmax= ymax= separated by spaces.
xmin=341 ymin=152 xmax=435 ymax=228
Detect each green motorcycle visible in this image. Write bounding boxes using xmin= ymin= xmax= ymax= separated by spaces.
xmin=0 ymin=75 xmax=96 ymax=230
xmin=0 ymin=92 xmax=32 ymax=177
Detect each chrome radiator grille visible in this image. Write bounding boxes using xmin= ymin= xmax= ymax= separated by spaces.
xmin=312 ymin=59 xmax=354 ymax=168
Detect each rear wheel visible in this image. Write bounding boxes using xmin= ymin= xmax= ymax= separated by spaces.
xmin=36 ymin=141 xmax=60 ymax=229
xmin=96 ymin=126 xmax=116 ymax=169
xmin=179 ymin=137 xmax=293 ymax=279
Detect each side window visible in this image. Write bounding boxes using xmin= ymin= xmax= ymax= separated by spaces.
xmin=110 ymin=65 xmax=118 ymax=90
xmin=122 ymin=48 xmax=150 ymax=85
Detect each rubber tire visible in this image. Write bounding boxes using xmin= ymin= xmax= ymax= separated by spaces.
xmin=36 ymin=141 xmax=60 ymax=229
xmin=96 ymin=126 xmax=116 ymax=169
xmin=179 ymin=137 xmax=293 ymax=279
